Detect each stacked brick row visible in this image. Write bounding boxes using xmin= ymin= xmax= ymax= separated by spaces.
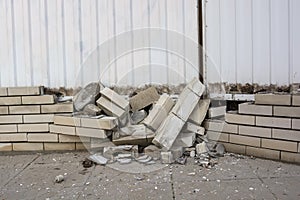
xmin=204 ymin=93 xmax=300 ymax=164
xmin=0 ymin=86 xmax=82 ymax=151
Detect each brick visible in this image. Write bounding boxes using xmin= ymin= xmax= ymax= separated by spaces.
xmin=0 ymin=97 xmax=21 ymax=105
xmin=44 ymin=143 xmax=75 ymax=151
xmin=0 ymin=143 xmax=12 ymax=151
xmin=8 ymin=86 xmax=42 ymax=96
xmin=281 ymin=152 xmax=300 ymax=164
xmin=58 ymin=135 xmax=90 ymax=143
xmin=0 ymin=133 xmax=27 ymax=142
xmin=220 ymin=142 xmax=246 ymax=154
xmin=208 ymin=106 xmax=226 ymax=118
xmin=143 ymin=94 xmax=175 ymax=131
xmin=255 ymin=93 xmax=291 ymax=106
xmin=171 ymin=87 xmax=200 ymax=121
xmin=22 ymin=95 xmax=54 ymax=105
xmin=172 ymin=132 xmax=196 ymax=147
xmin=97 ymin=97 xmax=126 ymax=118
xmin=0 ymin=106 xmax=8 ymax=114
xmin=13 ymin=143 xmax=44 ymax=151
xmin=27 ymin=133 xmax=58 ymax=142
xmin=0 ymin=115 xmax=23 ymax=124
xmin=292 ymin=95 xmax=300 ymax=106
xmin=204 ymin=120 xmax=238 ymax=134
xmin=129 ymin=87 xmax=159 ymax=111
xmin=81 ymin=117 xmax=118 ymax=130
xmin=0 ymin=87 xmax=7 ymax=96
xmin=53 ymin=115 xmax=81 ymax=126
xmin=206 ymin=131 xmax=229 ymax=142
xmin=229 ymin=134 xmax=260 ymax=147
xmin=100 ymin=87 xmax=129 ymax=110
xmin=292 ymin=119 xmax=300 ymax=130
xmin=41 ymin=103 xmax=73 ymax=113
xmin=299 ymin=143 xmax=300 ymax=153
xmin=188 ymin=99 xmax=210 ymax=125
xmin=272 ymin=129 xmax=300 ymax=141
xmin=76 ymin=127 xmax=108 ymax=138
xmin=152 ymin=113 xmax=185 ymax=151
xmin=75 ymin=143 xmax=90 ymax=150
xmin=182 ymin=122 xmax=205 ymax=135
xmin=261 ymin=139 xmax=297 ymax=152
xmin=23 ymin=114 xmax=54 ymax=123
xmin=225 ymin=112 xmax=255 ymax=125
xmin=246 ymin=146 xmax=280 ymax=160
xmin=274 ymin=106 xmax=300 ymax=118
xmin=186 ymin=77 xmax=206 ymax=97
xmin=49 ymin=124 xmax=76 ymax=135
xmin=0 ymin=125 xmax=18 ymax=133
xmin=238 ymin=102 xmax=272 ymax=116
xmin=239 ymin=126 xmax=271 ymax=138
xmin=256 ymin=116 xmax=291 ymax=129
xmin=9 ymin=105 xmax=40 ymax=114
xmin=18 ymin=124 xmax=49 ymax=132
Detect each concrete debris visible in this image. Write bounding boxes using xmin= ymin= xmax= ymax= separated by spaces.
xmin=175 ymin=156 xmax=187 ymax=165
xmin=190 ymin=150 xmax=196 ymax=158
xmin=130 ymin=110 xmax=147 ymax=125
xmin=196 ymin=142 xmax=209 ymax=155
xmin=73 ymin=82 xmax=100 ymax=111
xmin=89 ymin=153 xmax=108 ymax=165
xmin=83 ymin=104 xmax=102 ymax=116
xmin=82 ymin=158 xmax=94 ymax=168
xmin=129 ymin=87 xmax=160 ymax=111
xmin=143 ymin=145 xmax=161 ymax=159
xmin=96 ymin=97 xmax=127 ymax=119
xmin=188 ymin=99 xmax=211 ymax=125
xmin=172 ymin=132 xmax=196 ymax=148
xmin=100 ymin=87 xmax=129 ymax=111
xmin=117 ymin=158 xmax=132 ymax=164
xmin=135 ymin=155 xmax=152 ymax=163
xmin=54 ymin=175 xmax=64 ymax=183
xmin=161 ymin=151 xmax=174 ymax=164
xmin=103 ymin=145 xmax=138 ymax=159
xmin=182 ymin=122 xmax=205 ymax=136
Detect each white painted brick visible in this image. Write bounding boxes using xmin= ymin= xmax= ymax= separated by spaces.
xmin=41 ymin=103 xmax=73 ymax=113
xmin=0 ymin=143 xmax=12 ymax=151
xmin=23 ymin=114 xmax=54 ymax=123
xmin=18 ymin=124 xmax=49 ymax=132
xmin=100 ymin=87 xmax=129 ymax=110
xmin=0 ymin=88 xmax=7 ymax=96
xmin=274 ymin=106 xmax=300 ymax=118
xmin=256 ymin=116 xmax=291 ymax=129
xmin=44 ymin=143 xmax=75 ymax=151
xmin=8 ymin=86 xmax=42 ymax=96
xmin=292 ymin=95 xmax=300 ymax=106
xmin=0 ymin=125 xmax=18 ymax=133
xmin=292 ymin=119 xmax=300 ymax=130
xmin=171 ymin=87 xmax=200 ymax=121
xmin=143 ymin=94 xmax=175 ymax=131
xmin=0 ymin=106 xmax=8 ymax=114
xmin=188 ymin=99 xmax=210 ymax=125
xmin=49 ymin=124 xmax=76 ymax=135
xmin=152 ymin=113 xmax=185 ymax=150
xmin=53 ymin=115 xmax=81 ymax=126
xmin=246 ymin=146 xmax=280 ymax=160
xmin=27 ymin=133 xmax=58 ymax=142
xmin=281 ymin=152 xmax=300 ymax=164
xmin=58 ymin=134 xmax=90 ymax=143
xmin=9 ymin=105 xmax=40 ymax=114
xmin=0 ymin=97 xmax=21 ymax=105
xmin=0 ymin=133 xmax=27 ymax=142
xmin=81 ymin=117 xmax=117 ymax=130
xmin=0 ymin=115 xmax=23 ymax=124
xmin=272 ymin=129 xmax=300 ymax=142
xmin=225 ymin=112 xmax=255 ymax=125
xmin=255 ymin=94 xmax=291 ymax=105
xmin=261 ymin=139 xmax=297 ymax=152
xmin=238 ymin=102 xmax=272 ymax=116
xmin=229 ymin=134 xmax=261 ymax=147
xmin=96 ymin=97 xmax=126 ymax=118
xmin=22 ymin=95 xmax=54 ymax=105
xmin=206 ymin=131 xmax=229 ymax=142
xmin=13 ymin=143 xmax=44 ymax=151
xmin=204 ymin=120 xmax=238 ymax=134
xmin=239 ymin=126 xmax=271 ymax=138
xmin=76 ymin=127 xmax=108 ymax=139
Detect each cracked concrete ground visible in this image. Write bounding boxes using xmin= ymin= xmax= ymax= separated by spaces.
xmin=0 ymin=151 xmax=300 ymax=200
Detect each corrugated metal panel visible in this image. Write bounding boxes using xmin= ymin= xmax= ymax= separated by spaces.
xmin=0 ymin=0 xmax=199 ymax=88
xmin=205 ymin=0 xmax=300 ymax=86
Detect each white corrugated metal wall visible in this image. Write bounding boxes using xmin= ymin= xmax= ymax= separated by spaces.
xmin=0 ymin=0 xmax=199 ymax=88
xmin=205 ymin=0 xmax=300 ymax=86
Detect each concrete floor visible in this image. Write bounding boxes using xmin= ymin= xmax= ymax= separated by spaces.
xmin=0 ymin=151 xmax=300 ymax=200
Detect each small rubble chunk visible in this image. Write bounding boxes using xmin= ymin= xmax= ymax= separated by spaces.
xmin=103 ymin=145 xmax=138 ymax=159
xmin=54 ymin=175 xmax=64 ymax=183
xmin=117 ymin=158 xmax=132 ymax=164
xmin=143 ymin=94 xmax=175 ymax=131
xmin=89 ymin=153 xmax=108 ymax=165
xmin=129 ymin=87 xmax=160 ymax=111
xmin=161 ymin=151 xmax=174 ymax=164
xmin=130 ymin=110 xmax=147 ymax=125
xmin=83 ymin=104 xmax=102 ymax=116
xmin=73 ymin=82 xmax=100 ymax=111
xmin=196 ymin=142 xmax=209 ymax=155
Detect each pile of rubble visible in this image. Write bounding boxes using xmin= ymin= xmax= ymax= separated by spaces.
xmin=73 ymin=77 xmax=225 ymax=166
